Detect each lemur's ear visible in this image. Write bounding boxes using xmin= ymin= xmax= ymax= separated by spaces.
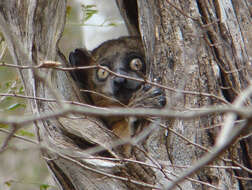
xmin=69 ymin=48 xmax=91 ymax=67
xmin=69 ymin=49 xmax=92 ymax=88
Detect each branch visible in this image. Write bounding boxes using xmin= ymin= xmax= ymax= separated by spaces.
xmin=47 ymin=152 xmax=162 ymax=189
xmin=0 ymin=128 xmax=38 ymax=145
xmin=0 ymin=62 xmax=229 ymax=104
xmin=0 ymin=124 xmax=18 ymax=153
xmin=0 ymin=104 xmax=251 ymax=126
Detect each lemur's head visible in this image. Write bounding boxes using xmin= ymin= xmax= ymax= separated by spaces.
xmin=69 ymin=37 xmax=146 ymax=106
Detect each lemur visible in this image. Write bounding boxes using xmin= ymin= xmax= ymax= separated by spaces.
xmin=69 ymin=37 xmax=166 ymax=155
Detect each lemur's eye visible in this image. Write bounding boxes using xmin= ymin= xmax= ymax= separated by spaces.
xmin=129 ymin=58 xmax=143 ymax=71
xmin=97 ymin=67 xmax=109 ymax=81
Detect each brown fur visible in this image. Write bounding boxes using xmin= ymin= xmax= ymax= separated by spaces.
xmin=69 ymin=37 xmax=166 ymax=156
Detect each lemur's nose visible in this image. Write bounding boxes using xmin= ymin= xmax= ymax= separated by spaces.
xmin=113 ymin=69 xmax=128 ymax=87
xmin=114 ymin=77 xmax=126 ymax=86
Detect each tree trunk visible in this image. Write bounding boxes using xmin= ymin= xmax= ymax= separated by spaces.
xmin=0 ymin=0 xmax=251 ymax=190
xmin=135 ymin=0 xmax=252 ymax=189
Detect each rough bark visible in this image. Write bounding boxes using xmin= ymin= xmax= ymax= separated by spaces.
xmin=136 ymin=0 xmax=252 ymax=189
xmin=0 ymin=0 xmax=251 ymax=190
xmin=0 ymin=1 xmax=128 ymax=190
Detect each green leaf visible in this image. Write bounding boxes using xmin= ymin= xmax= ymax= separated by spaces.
xmin=66 ymin=6 xmax=72 ymax=18
xmin=85 ymin=5 xmax=96 ymax=9
xmin=4 ymin=180 xmax=13 ymax=187
xmin=108 ymin=22 xmax=117 ymax=26
xmin=5 ymin=81 xmax=12 ymax=88
xmin=18 ymin=86 xmax=24 ymax=93
xmin=6 ymin=103 xmax=26 ymax=111
xmin=40 ymin=184 xmax=50 ymax=190
xmin=17 ymin=129 xmax=35 ymax=137
xmin=81 ymin=4 xmax=98 ymax=23
xmin=5 ymin=96 xmax=12 ymax=101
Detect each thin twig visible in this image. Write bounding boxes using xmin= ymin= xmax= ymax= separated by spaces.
xmin=0 ymin=80 xmax=17 ymax=102
xmin=46 ymin=152 xmax=161 ymax=189
xmin=0 ymin=62 xmax=229 ymax=104
xmin=97 ymin=65 xmax=229 ymax=104
xmin=166 ymin=0 xmax=200 ymax=21
xmin=0 ymin=104 xmax=251 ymax=126
xmin=0 ymin=124 xmax=18 ymax=153
xmin=232 ymin=160 xmax=252 ymax=174
xmin=0 ymin=61 xmax=97 ymax=71
xmin=0 ymin=92 xmax=106 ymax=110
xmin=0 ymin=128 xmax=38 ymax=144
xmin=233 ymin=176 xmax=252 ymax=181
xmin=0 ymin=41 xmax=7 ymax=60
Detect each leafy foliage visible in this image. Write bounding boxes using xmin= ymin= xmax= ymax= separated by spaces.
xmin=81 ymin=4 xmax=98 ymax=23
xmin=66 ymin=3 xmax=119 ymax=27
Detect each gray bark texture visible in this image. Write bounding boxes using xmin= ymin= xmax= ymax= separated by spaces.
xmin=0 ymin=0 xmax=251 ymax=190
